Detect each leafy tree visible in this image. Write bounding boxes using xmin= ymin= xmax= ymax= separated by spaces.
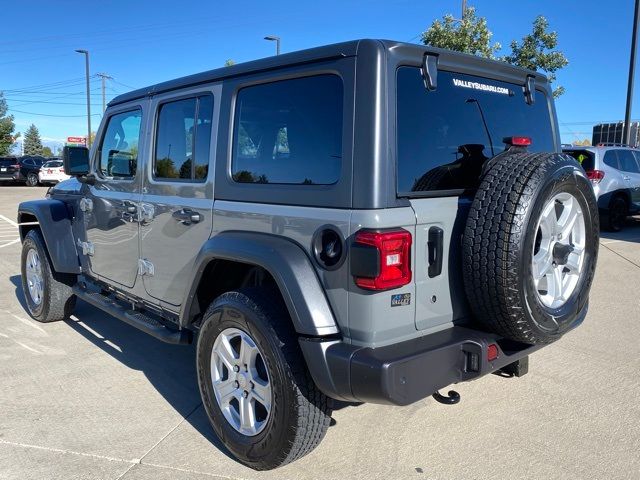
xmin=23 ymin=124 xmax=43 ymax=156
xmin=503 ymin=16 xmax=569 ymax=97
xmin=224 ymin=59 xmax=236 ymax=67
xmin=421 ymin=8 xmax=568 ymax=96
xmin=0 ymin=92 xmax=20 ymax=156
xmin=421 ymin=7 xmax=501 ymax=59
xmin=42 ymin=146 xmax=53 ymax=157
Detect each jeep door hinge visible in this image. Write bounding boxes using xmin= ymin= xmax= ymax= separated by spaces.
xmin=76 ymin=239 xmax=94 ymax=256
xmin=79 ymin=198 xmax=93 ymax=213
xmin=137 ymin=258 xmax=155 ymax=277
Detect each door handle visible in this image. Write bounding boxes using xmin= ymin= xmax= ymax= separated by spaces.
xmin=123 ymin=201 xmax=137 ymax=214
xmin=427 ymin=226 xmax=444 ymax=278
xmin=172 ymin=208 xmax=202 ymax=225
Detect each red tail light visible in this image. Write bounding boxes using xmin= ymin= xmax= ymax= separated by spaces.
xmin=11 ymin=164 xmax=20 ymax=169
xmin=586 ymin=169 xmax=605 ymax=184
xmin=487 ymin=343 xmax=499 ymax=361
xmin=503 ymin=136 xmax=532 ymax=147
xmin=353 ymin=229 xmax=412 ymax=290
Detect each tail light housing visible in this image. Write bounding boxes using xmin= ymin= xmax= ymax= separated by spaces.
xmin=503 ymin=136 xmax=532 ymax=147
xmin=10 ymin=164 xmax=20 ymax=169
xmin=352 ymin=229 xmax=412 ymax=290
xmin=586 ymin=169 xmax=605 ymax=184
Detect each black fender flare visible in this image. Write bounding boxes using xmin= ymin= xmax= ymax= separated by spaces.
xmin=18 ymin=199 xmax=80 ymax=274
xmin=180 ymin=231 xmax=339 ymax=337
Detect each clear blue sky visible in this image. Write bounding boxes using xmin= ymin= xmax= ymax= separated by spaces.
xmin=1 ymin=0 xmax=637 ymax=149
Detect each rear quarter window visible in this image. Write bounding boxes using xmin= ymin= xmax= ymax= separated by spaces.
xmin=231 ymin=74 xmax=343 ymax=185
xmin=396 ymin=68 xmax=556 ymax=194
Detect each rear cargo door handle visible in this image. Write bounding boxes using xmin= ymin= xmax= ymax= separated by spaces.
xmin=427 ymin=226 xmax=444 ymax=278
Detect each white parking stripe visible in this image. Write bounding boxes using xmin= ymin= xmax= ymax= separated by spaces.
xmin=0 ymin=238 xmax=20 ymax=249
xmin=0 ymin=214 xmax=18 ymax=227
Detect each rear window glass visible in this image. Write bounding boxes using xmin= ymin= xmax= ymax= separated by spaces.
xmin=397 ymin=68 xmax=555 ymax=194
xmin=564 ymin=149 xmax=595 ymax=171
xmin=43 ymin=161 xmax=63 ymax=168
xmin=0 ymin=158 xmax=17 ymax=166
xmin=231 ymin=74 xmax=343 ymax=185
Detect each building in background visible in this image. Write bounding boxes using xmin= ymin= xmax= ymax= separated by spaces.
xmin=592 ymin=122 xmax=640 ymax=146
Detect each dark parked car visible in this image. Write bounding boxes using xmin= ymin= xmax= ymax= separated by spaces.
xmin=0 ymin=156 xmax=21 ymax=182
xmin=0 ymin=156 xmax=48 ymax=186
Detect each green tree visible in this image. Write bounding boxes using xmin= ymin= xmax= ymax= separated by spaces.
xmin=421 ymin=8 xmax=568 ymax=96
xmin=421 ymin=7 xmax=501 ymax=59
xmin=224 ymin=59 xmax=235 ymax=67
xmin=503 ymin=16 xmax=569 ymax=97
xmin=0 ymin=92 xmax=20 ymax=156
xmin=23 ymin=124 xmax=43 ymax=156
xmin=42 ymin=146 xmax=53 ymax=157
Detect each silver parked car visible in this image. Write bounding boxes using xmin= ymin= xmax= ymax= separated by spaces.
xmin=564 ymin=144 xmax=640 ymax=231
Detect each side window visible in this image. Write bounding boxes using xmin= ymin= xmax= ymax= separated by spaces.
xmin=231 ymin=74 xmax=343 ymax=185
xmin=617 ymin=150 xmax=640 ymax=173
xmin=154 ymin=95 xmax=213 ymax=182
xmin=98 ymin=109 xmax=142 ymax=179
xmin=24 ymin=159 xmax=33 ymax=166
xmin=603 ymin=150 xmax=619 ymax=169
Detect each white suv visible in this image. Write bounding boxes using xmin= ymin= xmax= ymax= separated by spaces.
xmin=38 ymin=159 xmax=70 ymax=185
xmin=564 ymin=144 xmax=640 ymax=231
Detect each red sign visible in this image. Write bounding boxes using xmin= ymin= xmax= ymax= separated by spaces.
xmin=67 ymin=136 xmax=86 ymax=144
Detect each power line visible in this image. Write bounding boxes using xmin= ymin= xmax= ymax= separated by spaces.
xmin=7 ymin=108 xmax=102 ymax=118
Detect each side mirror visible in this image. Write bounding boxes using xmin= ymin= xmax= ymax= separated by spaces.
xmin=62 ymin=145 xmax=90 ymax=176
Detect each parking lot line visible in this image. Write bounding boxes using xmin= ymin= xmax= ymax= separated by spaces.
xmin=0 ymin=214 xmax=17 ymax=227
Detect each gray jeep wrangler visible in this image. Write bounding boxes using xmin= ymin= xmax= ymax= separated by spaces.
xmin=18 ymin=39 xmax=598 ymax=470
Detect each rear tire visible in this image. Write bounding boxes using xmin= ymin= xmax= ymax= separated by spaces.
xmin=21 ymin=229 xmax=76 ymax=322
xmin=605 ymin=196 xmax=627 ymax=232
xmin=196 ymin=288 xmax=332 ymax=470
xmin=27 ymin=173 xmax=39 ymax=187
xmin=463 ymin=152 xmax=599 ymax=345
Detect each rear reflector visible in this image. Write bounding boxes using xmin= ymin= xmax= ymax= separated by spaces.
xmin=586 ymin=169 xmax=605 ymax=184
xmin=354 ymin=229 xmax=412 ymax=291
xmin=503 ymin=136 xmax=532 ymax=146
xmin=487 ymin=343 xmax=499 ymax=361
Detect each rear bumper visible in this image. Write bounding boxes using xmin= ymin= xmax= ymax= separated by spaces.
xmin=299 ymin=315 xmax=584 ymax=406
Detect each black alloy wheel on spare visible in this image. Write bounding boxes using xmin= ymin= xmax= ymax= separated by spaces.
xmin=463 ymin=151 xmax=599 ymax=345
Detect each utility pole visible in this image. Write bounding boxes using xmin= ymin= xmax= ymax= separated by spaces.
xmin=75 ymin=49 xmax=91 ymax=148
xmin=624 ymin=0 xmax=640 ymax=145
xmin=462 ymin=0 xmax=467 ymax=18
xmin=96 ymin=73 xmax=113 ymax=114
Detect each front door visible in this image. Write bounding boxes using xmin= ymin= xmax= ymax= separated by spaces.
xmin=84 ymin=106 xmax=145 ymax=289
xmin=139 ymin=88 xmax=218 ymax=307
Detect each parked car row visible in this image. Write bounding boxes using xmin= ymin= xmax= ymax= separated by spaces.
xmin=0 ymin=155 xmax=70 ymax=186
xmin=563 ymin=143 xmax=640 ymax=232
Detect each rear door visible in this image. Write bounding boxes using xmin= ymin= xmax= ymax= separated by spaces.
xmin=620 ymin=149 xmax=640 ymax=209
xmin=396 ymin=67 xmax=557 ymax=331
xmin=139 ymin=87 xmax=218 ymax=308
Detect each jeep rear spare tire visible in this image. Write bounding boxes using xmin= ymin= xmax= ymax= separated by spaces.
xmin=463 ymin=151 xmax=599 ymax=345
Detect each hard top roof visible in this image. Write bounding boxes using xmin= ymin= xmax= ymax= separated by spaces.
xmin=109 ymin=39 xmax=547 ymax=107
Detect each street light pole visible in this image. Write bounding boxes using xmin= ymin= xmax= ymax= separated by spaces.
xmin=623 ymin=0 xmax=640 ymax=145
xmin=75 ymin=49 xmax=91 ymax=148
xmin=264 ymin=35 xmax=281 ymax=55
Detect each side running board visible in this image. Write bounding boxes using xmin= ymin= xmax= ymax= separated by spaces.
xmin=72 ymin=284 xmax=192 ymax=345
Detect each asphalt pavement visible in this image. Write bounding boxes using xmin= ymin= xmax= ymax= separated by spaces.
xmin=0 ymin=186 xmax=638 ymax=480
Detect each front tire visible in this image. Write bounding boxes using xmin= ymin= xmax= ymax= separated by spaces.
xmin=21 ymin=229 xmax=76 ymax=322
xmin=196 ymin=288 xmax=332 ymax=470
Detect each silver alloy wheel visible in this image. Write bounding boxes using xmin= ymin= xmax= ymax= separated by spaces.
xmin=210 ymin=327 xmax=272 ymax=436
xmin=532 ymin=192 xmax=586 ymax=309
xmin=25 ymin=248 xmax=44 ymax=306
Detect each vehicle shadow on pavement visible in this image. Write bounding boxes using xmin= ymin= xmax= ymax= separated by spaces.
xmin=9 ymin=274 xmax=358 ymax=458
xmin=599 ymin=216 xmax=640 ymax=244
xmin=9 ymin=275 xmax=237 ymax=462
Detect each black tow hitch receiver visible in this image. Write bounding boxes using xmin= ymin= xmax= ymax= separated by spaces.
xmin=496 ymin=356 xmax=530 ymax=378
